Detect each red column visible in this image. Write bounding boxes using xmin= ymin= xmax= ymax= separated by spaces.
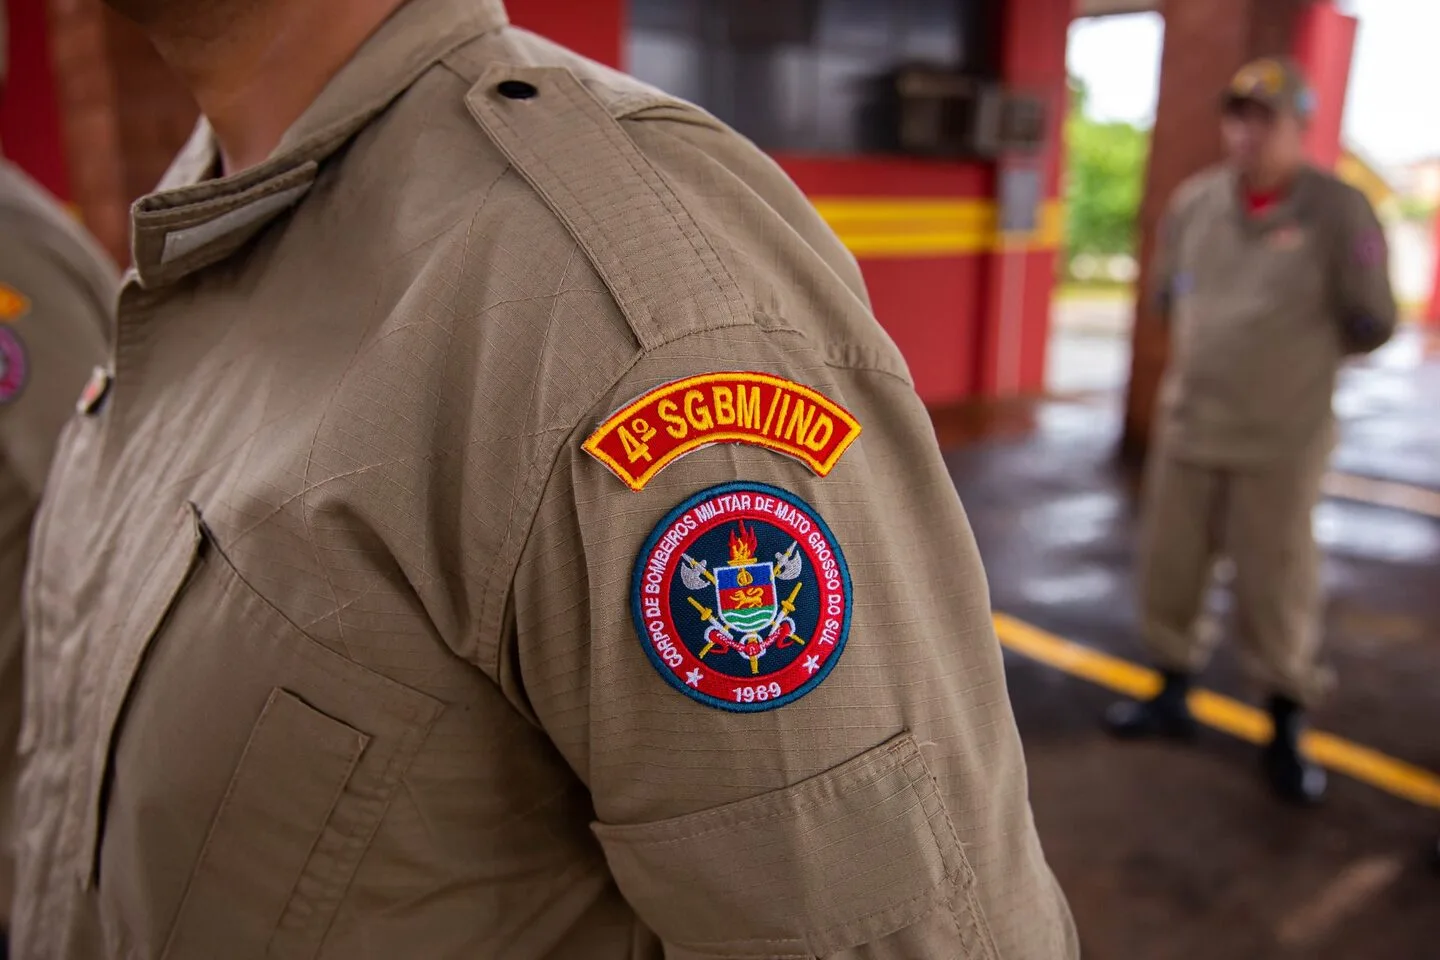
xmin=505 ymin=0 xmax=624 ymax=68
xmin=1291 ymin=1 xmax=1357 ymax=170
xmin=1 ymin=0 xmax=70 ymax=201
xmin=974 ymin=0 xmax=1073 ymax=399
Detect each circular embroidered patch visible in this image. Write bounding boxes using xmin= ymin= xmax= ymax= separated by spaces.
xmin=0 ymin=328 xmax=28 ymax=404
xmin=632 ymin=482 xmax=852 ymax=712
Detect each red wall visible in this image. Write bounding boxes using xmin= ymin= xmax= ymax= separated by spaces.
xmin=777 ymin=156 xmax=992 ymax=198
xmin=778 ymin=155 xmax=993 ymax=404
xmin=507 ymin=0 xmax=624 ymax=67
xmin=1 ymin=0 xmax=71 ymax=201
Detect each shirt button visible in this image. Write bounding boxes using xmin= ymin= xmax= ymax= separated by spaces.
xmin=496 ymin=79 xmax=538 ymax=100
xmin=77 ymin=366 xmax=112 ymax=415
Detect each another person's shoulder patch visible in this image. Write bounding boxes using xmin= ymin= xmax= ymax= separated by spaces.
xmin=0 ymin=283 xmax=30 ymax=323
xmin=584 ymin=372 xmax=861 ymax=491
xmin=632 ymin=482 xmax=851 ymax=712
xmin=1352 ymin=227 xmax=1386 ymax=268
xmin=0 ymin=328 xmax=29 ymax=404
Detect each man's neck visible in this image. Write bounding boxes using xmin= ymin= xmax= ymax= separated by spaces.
xmin=146 ymin=0 xmax=409 ymax=175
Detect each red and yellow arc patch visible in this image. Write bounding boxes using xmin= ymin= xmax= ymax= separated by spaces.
xmin=584 ymin=372 xmax=862 ymax=491
xmin=0 ymin=284 xmax=31 ymax=323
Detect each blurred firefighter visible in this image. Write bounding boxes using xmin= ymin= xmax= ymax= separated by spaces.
xmin=1105 ymin=58 xmax=1398 ymax=806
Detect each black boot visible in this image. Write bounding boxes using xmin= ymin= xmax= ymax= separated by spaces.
xmin=1104 ymin=670 xmax=1198 ymax=741
xmin=1262 ymin=694 xmax=1327 ymax=805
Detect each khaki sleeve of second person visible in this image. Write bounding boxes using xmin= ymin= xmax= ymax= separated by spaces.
xmin=0 ymin=229 xmax=112 ymax=925
xmin=1327 ymin=184 xmax=1399 ymax=354
xmin=1149 ymin=199 xmax=1183 ymax=321
xmin=509 ymin=326 xmax=1076 ymax=959
xmin=0 ymin=233 xmax=111 ymax=494
xmin=1148 ymin=176 xmax=1208 ymax=323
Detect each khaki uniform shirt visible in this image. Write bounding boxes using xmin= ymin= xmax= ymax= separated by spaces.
xmin=15 ymin=2 xmax=1075 ymax=957
xmin=1151 ymin=164 xmax=1397 ymax=465
xmin=0 ymin=159 xmax=113 ymax=917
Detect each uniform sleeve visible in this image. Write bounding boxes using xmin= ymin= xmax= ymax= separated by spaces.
xmin=1148 ymin=181 xmax=1199 ymax=323
xmin=0 ymin=229 xmax=112 ymax=925
xmin=0 ymin=232 xmax=112 ymax=494
xmin=1328 ymin=186 xmax=1398 ymax=354
xmin=510 ymin=327 xmax=1076 ymax=959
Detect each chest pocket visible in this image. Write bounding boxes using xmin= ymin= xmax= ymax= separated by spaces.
xmin=1182 ymin=211 xmax=1326 ymax=313
xmin=95 ymin=503 xmax=443 ymax=960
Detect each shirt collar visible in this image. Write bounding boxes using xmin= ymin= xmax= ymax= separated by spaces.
xmin=129 ymin=0 xmax=509 ymax=288
xmin=1226 ymin=164 xmax=1320 ymax=228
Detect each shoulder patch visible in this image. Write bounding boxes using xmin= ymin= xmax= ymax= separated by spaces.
xmin=0 ymin=284 xmax=31 ymax=323
xmin=584 ymin=372 xmax=861 ymax=491
xmin=632 ymin=482 xmax=851 ymax=712
xmin=0 ymin=328 xmax=29 ymax=404
xmin=1352 ymin=228 xmax=1386 ymax=268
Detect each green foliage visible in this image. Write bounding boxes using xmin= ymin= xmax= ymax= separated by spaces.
xmin=1396 ymin=195 xmax=1437 ymax=223
xmin=1064 ymin=76 xmax=1150 ymax=266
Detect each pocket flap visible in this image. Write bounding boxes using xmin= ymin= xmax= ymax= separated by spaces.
xmin=591 ymin=733 xmax=966 ymax=957
xmin=163 ymin=688 xmax=368 ymax=959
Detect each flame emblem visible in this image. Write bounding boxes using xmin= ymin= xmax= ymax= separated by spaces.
xmin=728 ymin=520 xmax=759 ymax=566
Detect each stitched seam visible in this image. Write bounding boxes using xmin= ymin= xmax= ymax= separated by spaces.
xmin=481 ymin=339 xmax=653 ymax=699
xmin=667 ymin=753 xmax=953 ymax=955
xmin=202 ymin=522 xmax=443 ymax=725
xmin=472 ymin=249 xmax=585 ymax=669
xmin=753 ymin=318 xmax=913 ymax=386
xmin=264 ymin=715 xmax=368 ymax=952
xmin=160 ymin=690 xmax=365 ymax=957
xmin=598 ymin=738 xmax=911 ymax=846
xmin=474 ymin=423 xmax=571 ymax=681
xmin=550 ymin=76 xmax=746 ymax=327
xmin=136 ymin=164 xmax=320 ymax=225
xmin=159 ymin=696 xmax=278 ymax=958
xmin=606 ymin=763 xmax=904 ymax=847
xmin=905 ymin=751 xmax=1002 ymax=960
xmin=469 ymin=96 xmax=649 ymax=347
xmin=801 ymin=754 xmax=965 ymax=955
xmin=309 ymin=708 xmax=442 ymax=956
xmin=474 ymin=71 xmax=748 ymax=348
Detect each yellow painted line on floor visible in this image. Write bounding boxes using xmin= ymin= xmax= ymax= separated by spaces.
xmin=993 ymin=612 xmax=1440 ymax=810
xmin=1323 ymin=471 xmax=1440 ymax=520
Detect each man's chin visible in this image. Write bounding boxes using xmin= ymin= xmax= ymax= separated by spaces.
xmin=99 ymin=0 xmax=180 ymax=27
xmin=1228 ymin=158 xmax=1261 ymax=179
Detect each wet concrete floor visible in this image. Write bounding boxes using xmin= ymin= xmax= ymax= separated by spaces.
xmin=942 ymin=330 xmax=1440 ymax=958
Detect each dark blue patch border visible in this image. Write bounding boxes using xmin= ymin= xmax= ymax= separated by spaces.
xmin=630 ymin=481 xmax=853 ymax=713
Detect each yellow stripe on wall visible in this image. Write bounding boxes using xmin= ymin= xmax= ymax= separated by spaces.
xmin=811 ymin=197 xmax=1066 ymax=258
